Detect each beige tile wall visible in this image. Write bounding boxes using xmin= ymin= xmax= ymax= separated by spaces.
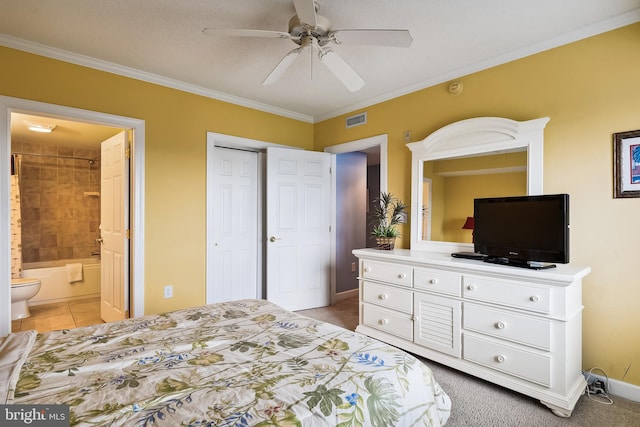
xmin=12 ymin=142 xmax=101 ymax=262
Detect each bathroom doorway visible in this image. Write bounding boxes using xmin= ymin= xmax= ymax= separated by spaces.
xmin=10 ymin=113 xmax=123 ymax=330
xmin=0 ymin=96 xmax=146 ymax=337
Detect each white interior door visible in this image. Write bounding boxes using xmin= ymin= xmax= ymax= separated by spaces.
xmin=266 ymin=147 xmax=332 ymax=311
xmin=209 ymin=147 xmax=259 ymax=302
xmin=100 ymin=131 xmax=129 ymax=322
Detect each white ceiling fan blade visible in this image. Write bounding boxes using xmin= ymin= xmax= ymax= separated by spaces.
xmin=329 ymin=29 xmax=413 ymax=47
xmin=262 ymin=47 xmax=304 ymax=86
xmin=319 ymin=48 xmax=365 ymax=92
xmin=293 ymin=0 xmax=317 ymax=28
xmin=203 ymin=28 xmax=294 ymax=40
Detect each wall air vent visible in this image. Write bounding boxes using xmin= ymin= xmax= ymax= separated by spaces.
xmin=346 ymin=112 xmax=367 ymax=128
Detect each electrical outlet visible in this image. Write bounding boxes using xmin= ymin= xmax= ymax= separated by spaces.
xmin=583 ymin=370 xmax=607 ymax=395
xmin=403 ymin=130 xmax=412 ymax=143
xmin=588 ymin=379 xmax=607 ymax=395
xmin=351 ymin=262 xmax=357 ymax=272
xmin=164 ymin=285 xmax=173 ymax=298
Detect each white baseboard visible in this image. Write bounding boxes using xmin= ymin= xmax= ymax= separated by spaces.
xmin=587 ymin=372 xmax=640 ymax=402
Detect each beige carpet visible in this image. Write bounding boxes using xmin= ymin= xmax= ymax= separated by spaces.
xmin=296 ymin=296 xmax=640 ymax=426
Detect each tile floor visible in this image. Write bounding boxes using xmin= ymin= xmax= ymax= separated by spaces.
xmin=11 ymin=297 xmax=103 ymax=333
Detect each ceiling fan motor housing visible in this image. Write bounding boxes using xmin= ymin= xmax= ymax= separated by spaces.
xmin=288 ymin=14 xmax=332 ymax=46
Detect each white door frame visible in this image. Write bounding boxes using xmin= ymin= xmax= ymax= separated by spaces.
xmin=0 ymin=96 xmax=145 ymax=337
xmin=205 ymin=132 xmax=293 ymax=303
xmin=324 ymin=134 xmax=388 ymax=304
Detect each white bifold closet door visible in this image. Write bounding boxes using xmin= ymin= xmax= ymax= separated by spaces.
xmin=209 ymin=147 xmax=259 ymax=302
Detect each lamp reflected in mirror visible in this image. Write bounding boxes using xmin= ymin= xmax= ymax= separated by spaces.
xmin=462 ymin=216 xmax=474 ymax=242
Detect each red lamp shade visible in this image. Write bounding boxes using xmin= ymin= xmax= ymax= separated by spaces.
xmin=462 ymin=216 xmax=474 ymax=230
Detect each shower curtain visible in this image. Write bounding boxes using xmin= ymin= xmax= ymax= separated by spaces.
xmin=10 ymin=154 xmax=22 ymax=279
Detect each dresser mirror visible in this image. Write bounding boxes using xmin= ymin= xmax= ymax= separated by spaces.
xmin=407 ymin=117 xmax=550 ymax=253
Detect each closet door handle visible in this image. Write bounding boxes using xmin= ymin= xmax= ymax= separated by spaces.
xmin=269 ymin=236 xmax=282 ymax=243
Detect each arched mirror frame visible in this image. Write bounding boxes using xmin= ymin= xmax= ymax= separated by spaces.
xmin=407 ymin=116 xmax=550 ymax=253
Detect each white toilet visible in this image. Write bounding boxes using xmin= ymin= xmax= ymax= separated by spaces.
xmin=11 ymin=278 xmax=42 ymax=320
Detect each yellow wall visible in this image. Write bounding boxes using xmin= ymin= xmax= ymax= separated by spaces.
xmin=315 ymin=23 xmax=640 ymax=386
xmin=0 ymin=46 xmax=313 ymax=315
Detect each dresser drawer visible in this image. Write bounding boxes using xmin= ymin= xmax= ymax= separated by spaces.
xmin=463 ymin=276 xmax=550 ymax=313
xmin=361 ymin=260 xmax=412 ymax=287
xmin=464 ymin=304 xmax=551 ymax=350
xmin=414 ymin=267 xmax=462 ymax=296
xmin=463 ymin=334 xmax=551 ymax=387
xmin=362 ymin=282 xmax=412 ymax=314
xmin=362 ymin=304 xmax=413 ymax=340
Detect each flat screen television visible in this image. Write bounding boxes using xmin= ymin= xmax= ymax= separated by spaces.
xmin=473 ymin=194 xmax=570 ymax=269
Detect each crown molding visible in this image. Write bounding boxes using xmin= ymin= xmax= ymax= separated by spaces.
xmin=0 ymin=34 xmax=313 ymax=124
xmin=314 ymin=9 xmax=640 ymax=122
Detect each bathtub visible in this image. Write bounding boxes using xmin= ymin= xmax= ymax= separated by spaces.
xmin=22 ymin=258 xmax=101 ymax=305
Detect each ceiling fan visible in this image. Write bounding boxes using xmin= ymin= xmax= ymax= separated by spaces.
xmin=203 ymin=0 xmax=413 ymax=91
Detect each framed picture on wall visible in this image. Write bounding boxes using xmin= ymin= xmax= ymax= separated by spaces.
xmin=613 ymin=129 xmax=640 ymax=198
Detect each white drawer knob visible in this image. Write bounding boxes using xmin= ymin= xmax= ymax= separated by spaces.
xmin=398 ymin=273 xmax=406 ymax=279
xmin=378 ymin=293 xmax=388 ymax=300
xmin=429 ymin=278 xmax=438 ymax=284
xmin=495 ymin=355 xmax=506 ymax=363
xmin=495 ymin=322 xmax=506 ymax=329
xmin=364 ymin=267 xmax=371 ymax=273
xmin=378 ymin=319 xmax=388 ymax=326
xmin=530 ymin=295 xmax=540 ymax=302
xmin=467 ymin=284 xmax=476 ymax=291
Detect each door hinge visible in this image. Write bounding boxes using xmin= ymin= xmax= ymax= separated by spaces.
xmin=329 ymin=225 xmax=331 ymax=233
xmin=125 ymin=147 xmax=131 ymax=159
xmin=125 ymin=229 xmax=130 ymax=239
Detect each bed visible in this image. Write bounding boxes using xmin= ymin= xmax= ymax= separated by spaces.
xmin=2 ymin=299 xmax=451 ymax=426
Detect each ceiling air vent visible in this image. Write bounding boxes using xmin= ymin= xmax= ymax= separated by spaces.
xmin=346 ymin=112 xmax=367 ymax=128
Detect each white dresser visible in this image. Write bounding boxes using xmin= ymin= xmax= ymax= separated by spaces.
xmin=353 ymin=248 xmax=591 ymax=417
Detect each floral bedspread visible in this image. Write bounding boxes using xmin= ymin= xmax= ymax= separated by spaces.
xmin=6 ymin=299 xmax=451 ymax=426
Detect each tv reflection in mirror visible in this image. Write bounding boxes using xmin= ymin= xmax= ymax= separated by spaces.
xmin=471 ymin=194 xmax=569 ymax=270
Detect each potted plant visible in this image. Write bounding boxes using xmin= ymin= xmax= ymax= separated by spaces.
xmin=370 ymin=191 xmax=407 ymax=250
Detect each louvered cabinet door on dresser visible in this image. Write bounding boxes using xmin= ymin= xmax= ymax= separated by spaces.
xmin=353 ymin=248 xmax=591 ymax=418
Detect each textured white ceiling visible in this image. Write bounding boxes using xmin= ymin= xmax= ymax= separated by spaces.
xmin=1 ymin=0 xmax=639 ymax=123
